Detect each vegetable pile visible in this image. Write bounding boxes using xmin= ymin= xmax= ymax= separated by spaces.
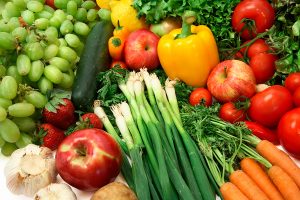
xmin=0 ymin=0 xmax=300 ymax=200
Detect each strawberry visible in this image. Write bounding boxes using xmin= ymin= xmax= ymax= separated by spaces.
xmin=35 ymin=123 xmax=65 ymax=150
xmin=42 ymin=92 xmax=76 ymax=130
xmin=81 ymin=113 xmax=103 ymax=129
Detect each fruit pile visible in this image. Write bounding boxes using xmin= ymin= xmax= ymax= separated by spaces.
xmin=0 ymin=0 xmax=101 ymax=155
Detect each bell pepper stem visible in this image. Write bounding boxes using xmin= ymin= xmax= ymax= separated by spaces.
xmin=176 ymin=11 xmax=196 ymax=39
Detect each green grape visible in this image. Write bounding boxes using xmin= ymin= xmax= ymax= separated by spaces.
xmin=73 ymin=0 xmax=83 ymax=7
xmin=0 ymin=20 xmax=10 ymax=32
xmin=35 ymin=10 xmax=52 ymax=19
xmin=38 ymin=76 xmax=53 ymax=94
xmin=88 ymin=21 xmax=97 ymax=29
xmin=0 ymin=32 xmax=16 ymax=50
xmin=26 ymin=30 xmax=38 ymax=43
xmin=58 ymin=46 xmax=77 ymax=63
xmin=43 ymin=5 xmax=54 ymax=13
xmin=0 ymin=136 xmax=4 ymax=148
xmin=81 ymin=0 xmax=96 ymax=9
xmin=49 ymin=15 xmax=62 ymax=28
xmin=21 ymin=10 xmax=35 ymax=25
xmin=6 ymin=66 xmax=22 ymax=84
xmin=12 ymin=0 xmax=26 ymax=10
xmin=12 ymin=117 xmax=36 ymax=133
xmin=0 ymin=106 xmax=7 ymax=122
xmin=1 ymin=142 xmax=18 ymax=156
xmin=74 ymin=41 xmax=84 ymax=56
xmin=44 ymin=65 xmax=63 ymax=84
xmin=87 ymin=9 xmax=97 ymax=22
xmin=54 ymin=0 xmax=68 ymax=9
xmin=0 ymin=118 xmax=20 ymax=143
xmin=75 ymin=8 xmax=87 ymax=22
xmin=58 ymin=69 xmax=74 ymax=89
xmin=53 ymin=9 xmax=66 ymax=22
xmin=8 ymin=17 xmax=20 ymax=32
xmin=60 ymin=19 xmax=73 ymax=35
xmin=34 ymin=18 xmax=49 ymax=30
xmin=65 ymin=33 xmax=81 ymax=48
xmin=43 ymin=44 xmax=58 ymax=60
xmin=0 ymin=76 xmax=18 ymax=100
xmin=0 ymin=65 xmax=6 ymax=78
xmin=16 ymin=133 xmax=32 ymax=148
xmin=16 ymin=54 xmax=31 ymax=75
xmin=0 ymin=98 xmax=12 ymax=109
xmin=2 ymin=10 xmax=10 ymax=22
xmin=67 ymin=1 xmax=77 ymax=16
xmin=27 ymin=1 xmax=43 ymax=13
xmin=49 ymin=57 xmax=70 ymax=72
xmin=28 ymin=60 xmax=44 ymax=82
xmin=97 ymin=8 xmax=111 ymax=21
xmin=5 ymin=2 xmax=21 ymax=18
xmin=34 ymin=0 xmax=46 ymax=4
xmin=74 ymin=21 xmax=90 ymax=36
xmin=8 ymin=103 xmax=35 ymax=117
xmin=45 ymin=26 xmax=58 ymax=43
xmin=58 ymin=38 xmax=67 ymax=46
xmin=25 ymin=91 xmax=47 ymax=108
xmin=12 ymin=27 xmax=27 ymax=42
xmin=24 ymin=42 xmax=44 ymax=61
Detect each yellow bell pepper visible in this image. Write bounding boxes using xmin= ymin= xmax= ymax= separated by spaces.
xmin=157 ymin=11 xmax=220 ymax=87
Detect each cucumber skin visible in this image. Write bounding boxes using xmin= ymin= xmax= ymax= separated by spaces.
xmin=71 ymin=20 xmax=114 ymax=111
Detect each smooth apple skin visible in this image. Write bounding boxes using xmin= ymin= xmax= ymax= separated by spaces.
xmin=207 ymin=60 xmax=256 ymax=102
xmin=55 ymin=128 xmax=122 ymax=191
xmin=124 ymin=29 xmax=160 ymax=70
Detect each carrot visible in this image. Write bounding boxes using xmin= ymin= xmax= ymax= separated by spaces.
xmin=229 ymin=170 xmax=269 ymax=200
xmin=240 ymin=158 xmax=284 ymax=200
xmin=108 ymin=36 xmax=125 ymax=60
xmin=256 ymin=140 xmax=300 ymax=188
xmin=220 ymin=182 xmax=249 ymax=200
xmin=268 ymin=165 xmax=300 ymax=200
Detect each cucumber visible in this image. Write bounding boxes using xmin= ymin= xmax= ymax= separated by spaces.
xmin=71 ymin=20 xmax=113 ymax=111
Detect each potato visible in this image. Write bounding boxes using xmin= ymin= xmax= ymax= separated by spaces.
xmin=91 ymin=182 xmax=138 ymax=200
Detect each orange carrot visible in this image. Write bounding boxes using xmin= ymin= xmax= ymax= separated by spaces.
xmin=240 ymin=158 xmax=284 ymax=200
xmin=268 ymin=165 xmax=300 ymax=200
xmin=256 ymin=140 xmax=300 ymax=188
xmin=220 ymin=182 xmax=249 ymax=200
xmin=229 ymin=170 xmax=269 ymax=200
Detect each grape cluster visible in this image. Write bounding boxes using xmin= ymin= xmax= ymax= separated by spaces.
xmin=0 ymin=0 xmax=101 ymax=156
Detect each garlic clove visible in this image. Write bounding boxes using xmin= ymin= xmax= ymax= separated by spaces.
xmin=4 ymin=144 xmax=57 ymax=197
xmin=34 ymin=183 xmax=77 ymax=200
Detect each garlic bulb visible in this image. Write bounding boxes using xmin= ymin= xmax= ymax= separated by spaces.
xmin=34 ymin=183 xmax=77 ymax=200
xmin=4 ymin=144 xmax=57 ymax=197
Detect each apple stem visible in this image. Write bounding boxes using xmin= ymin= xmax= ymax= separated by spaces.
xmin=76 ymin=146 xmax=87 ymax=157
xmin=175 ymin=11 xmax=196 ymax=39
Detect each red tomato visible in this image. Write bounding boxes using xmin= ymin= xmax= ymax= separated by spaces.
xmin=277 ymin=108 xmax=300 ymax=158
xmin=248 ymin=85 xmax=293 ymax=128
xmin=46 ymin=0 xmax=55 ymax=9
xmin=246 ymin=39 xmax=271 ymax=58
xmin=189 ymin=88 xmax=212 ymax=107
xmin=244 ymin=121 xmax=279 ymax=144
xmin=219 ymin=102 xmax=247 ymax=124
xmin=249 ymin=53 xmax=277 ymax=84
xmin=231 ymin=0 xmax=275 ymax=40
xmin=110 ymin=60 xmax=128 ymax=69
xmin=285 ymin=72 xmax=300 ymax=94
xmin=293 ymin=87 xmax=300 ymax=107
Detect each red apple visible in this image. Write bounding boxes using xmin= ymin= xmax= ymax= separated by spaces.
xmin=55 ymin=128 xmax=122 ymax=191
xmin=124 ymin=29 xmax=160 ymax=70
xmin=207 ymin=60 xmax=256 ymax=103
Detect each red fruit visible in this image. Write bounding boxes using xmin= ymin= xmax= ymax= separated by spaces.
xmin=285 ymin=72 xmax=300 ymax=94
xmin=43 ymin=93 xmax=76 ymax=130
xmin=189 ymin=88 xmax=212 ymax=107
xmin=81 ymin=113 xmax=103 ymax=129
xmin=37 ymin=123 xmax=65 ymax=150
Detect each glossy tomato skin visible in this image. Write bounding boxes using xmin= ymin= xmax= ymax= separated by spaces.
xmin=110 ymin=60 xmax=128 ymax=69
xmin=248 ymin=85 xmax=293 ymax=128
xmin=189 ymin=88 xmax=212 ymax=107
xmin=46 ymin=0 xmax=55 ymax=9
xmin=232 ymin=0 xmax=275 ymax=40
xmin=293 ymin=87 xmax=300 ymax=107
xmin=285 ymin=72 xmax=300 ymax=94
xmin=219 ymin=102 xmax=246 ymax=123
xmin=249 ymin=53 xmax=277 ymax=84
xmin=244 ymin=121 xmax=279 ymax=144
xmin=278 ymin=108 xmax=300 ymax=158
xmin=246 ymin=39 xmax=271 ymax=58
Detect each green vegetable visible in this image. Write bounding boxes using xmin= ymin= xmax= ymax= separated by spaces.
xmin=71 ymin=20 xmax=113 ymax=111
